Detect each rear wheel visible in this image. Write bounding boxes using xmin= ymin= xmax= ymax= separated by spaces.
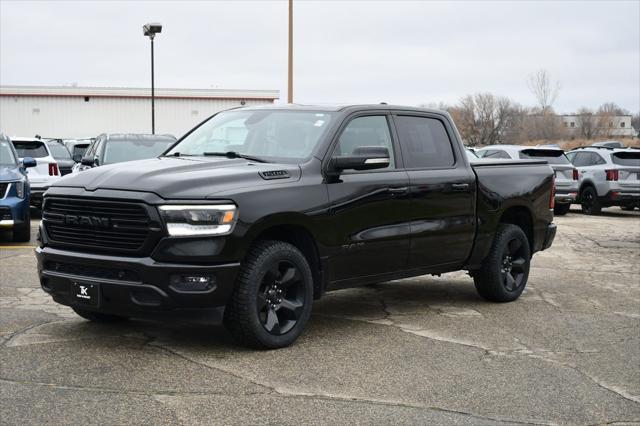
xmin=72 ymin=308 xmax=128 ymax=322
xmin=224 ymin=240 xmax=313 ymax=349
xmin=473 ymin=224 xmax=531 ymax=303
xmin=580 ymin=186 xmax=601 ymax=215
xmin=553 ymin=203 xmax=571 ymax=216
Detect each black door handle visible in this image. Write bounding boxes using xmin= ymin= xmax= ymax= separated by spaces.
xmin=451 ymin=183 xmax=470 ymax=191
xmin=387 ymin=186 xmax=409 ymax=195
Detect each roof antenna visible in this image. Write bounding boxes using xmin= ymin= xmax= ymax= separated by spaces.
xmin=380 ymin=102 xmax=387 ymax=105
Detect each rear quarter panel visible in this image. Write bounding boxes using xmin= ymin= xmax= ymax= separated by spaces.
xmin=466 ymin=161 xmax=554 ymax=268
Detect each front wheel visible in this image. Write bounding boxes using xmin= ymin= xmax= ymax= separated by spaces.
xmin=223 ymin=240 xmax=314 ymax=349
xmin=474 ymin=224 xmax=531 ymax=303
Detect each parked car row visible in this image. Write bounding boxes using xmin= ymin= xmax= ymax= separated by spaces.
xmin=0 ymin=133 xmax=176 ymax=213
xmin=468 ymin=144 xmax=640 ymax=215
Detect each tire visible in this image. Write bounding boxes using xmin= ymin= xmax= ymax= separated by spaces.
xmin=72 ymin=307 xmax=128 ymax=322
xmin=224 ymin=240 xmax=314 ymax=349
xmin=553 ymin=203 xmax=571 ymax=216
xmin=580 ymin=186 xmax=601 ymax=215
xmin=473 ymin=224 xmax=531 ymax=303
xmin=12 ymin=209 xmax=31 ymax=242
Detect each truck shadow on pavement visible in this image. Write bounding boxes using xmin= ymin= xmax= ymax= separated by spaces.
xmin=11 ymin=276 xmax=483 ymax=352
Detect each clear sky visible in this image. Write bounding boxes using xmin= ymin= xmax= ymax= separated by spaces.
xmin=1 ymin=0 xmax=638 ymax=113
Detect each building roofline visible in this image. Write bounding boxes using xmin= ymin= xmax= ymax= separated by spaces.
xmin=0 ymin=85 xmax=280 ymax=100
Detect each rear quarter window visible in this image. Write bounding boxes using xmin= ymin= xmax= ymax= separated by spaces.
xmin=612 ymin=152 xmax=640 ymax=167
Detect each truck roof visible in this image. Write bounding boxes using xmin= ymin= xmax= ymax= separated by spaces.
xmin=239 ymin=103 xmax=448 ymax=115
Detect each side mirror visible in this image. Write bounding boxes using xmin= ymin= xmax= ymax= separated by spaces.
xmin=81 ymin=156 xmax=95 ymax=166
xmin=330 ymin=146 xmax=390 ymax=173
xmin=72 ymin=153 xmax=82 ymax=163
xmin=22 ymin=157 xmax=37 ymax=168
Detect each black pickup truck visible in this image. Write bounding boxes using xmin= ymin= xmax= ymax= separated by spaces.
xmin=37 ymin=105 xmax=556 ymax=349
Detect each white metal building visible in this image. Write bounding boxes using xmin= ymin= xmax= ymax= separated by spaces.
xmin=0 ymin=85 xmax=279 ymax=139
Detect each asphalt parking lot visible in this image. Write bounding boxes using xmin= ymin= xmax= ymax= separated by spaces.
xmin=0 ymin=207 xmax=638 ymax=425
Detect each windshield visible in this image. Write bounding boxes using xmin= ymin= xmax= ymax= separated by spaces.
xmin=519 ymin=149 xmax=570 ymax=164
xmin=167 ymin=110 xmax=337 ymax=162
xmin=13 ymin=140 xmax=48 ymax=158
xmin=103 ymin=139 xmax=176 ymax=165
xmin=0 ymin=141 xmax=18 ymax=166
xmin=47 ymin=142 xmax=72 ymax=160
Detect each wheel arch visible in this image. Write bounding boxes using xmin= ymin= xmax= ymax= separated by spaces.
xmin=244 ymin=214 xmax=325 ymax=299
xmin=499 ymin=206 xmax=533 ymax=252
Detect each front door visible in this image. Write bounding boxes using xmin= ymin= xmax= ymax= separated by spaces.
xmin=325 ymin=114 xmax=411 ymax=282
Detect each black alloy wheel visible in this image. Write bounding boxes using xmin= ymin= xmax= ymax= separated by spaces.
xmin=473 ymin=224 xmax=531 ymax=302
xmin=499 ymin=238 xmax=527 ymax=292
xmin=224 ymin=240 xmax=314 ymax=349
xmin=257 ymin=260 xmax=305 ymax=335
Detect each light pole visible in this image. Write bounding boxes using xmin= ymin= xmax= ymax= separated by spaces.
xmin=143 ymin=23 xmax=162 ymax=134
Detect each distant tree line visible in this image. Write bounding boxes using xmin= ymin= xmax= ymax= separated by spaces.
xmin=421 ymin=69 xmax=640 ymax=146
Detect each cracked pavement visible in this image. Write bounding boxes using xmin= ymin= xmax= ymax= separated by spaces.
xmin=0 ymin=206 xmax=639 ymax=425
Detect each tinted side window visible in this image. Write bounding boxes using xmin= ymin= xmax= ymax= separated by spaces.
xmin=395 ymin=116 xmax=454 ymax=168
xmin=572 ymin=152 xmax=591 ymax=167
xmin=592 ymin=153 xmax=606 ymax=165
xmin=335 ymin=115 xmax=395 ymax=169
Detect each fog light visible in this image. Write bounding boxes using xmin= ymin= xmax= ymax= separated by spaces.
xmin=170 ymin=274 xmax=216 ymax=292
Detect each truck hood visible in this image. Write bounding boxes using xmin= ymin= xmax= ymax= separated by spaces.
xmin=52 ymin=156 xmax=302 ymax=199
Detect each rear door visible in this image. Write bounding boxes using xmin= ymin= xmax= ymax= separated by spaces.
xmin=325 ymin=113 xmax=412 ymax=282
xmin=392 ymin=113 xmax=476 ymax=269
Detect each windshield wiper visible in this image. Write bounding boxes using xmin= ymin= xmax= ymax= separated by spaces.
xmin=202 ymin=151 xmax=268 ymax=163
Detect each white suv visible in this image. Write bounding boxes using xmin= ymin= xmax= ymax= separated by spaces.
xmin=11 ymin=137 xmax=62 ymax=208
xmin=566 ymin=147 xmax=640 ymax=214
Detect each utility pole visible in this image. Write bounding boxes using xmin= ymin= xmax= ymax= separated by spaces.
xmin=287 ymin=0 xmax=293 ymax=103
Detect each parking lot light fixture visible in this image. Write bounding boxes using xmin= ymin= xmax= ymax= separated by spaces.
xmin=143 ymin=23 xmax=162 ymax=134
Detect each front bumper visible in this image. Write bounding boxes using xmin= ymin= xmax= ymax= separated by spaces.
xmin=541 ymin=223 xmax=557 ymax=251
xmin=36 ymin=246 xmax=240 ymax=323
xmin=0 ymin=198 xmax=29 ymax=229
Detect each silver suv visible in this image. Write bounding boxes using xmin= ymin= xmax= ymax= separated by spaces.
xmin=566 ymin=147 xmax=640 ymax=214
xmin=475 ymin=145 xmax=579 ymax=215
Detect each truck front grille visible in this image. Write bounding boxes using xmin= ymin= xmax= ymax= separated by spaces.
xmin=43 ymin=197 xmax=154 ymax=253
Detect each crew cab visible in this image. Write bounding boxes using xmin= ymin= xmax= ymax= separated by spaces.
xmin=475 ymin=145 xmax=579 ymax=215
xmin=37 ymin=105 xmax=556 ymax=349
xmin=11 ymin=137 xmax=63 ymax=208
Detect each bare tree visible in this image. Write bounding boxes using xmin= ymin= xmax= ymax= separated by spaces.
xmin=575 ymin=107 xmax=599 ymax=139
xmin=449 ymin=93 xmax=518 ymax=146
xmin=527 ymin=69 xmax=561 ymax=113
